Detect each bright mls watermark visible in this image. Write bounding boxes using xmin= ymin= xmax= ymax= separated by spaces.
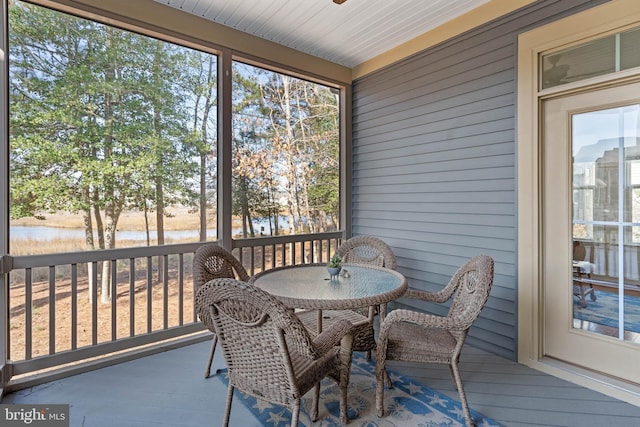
xmin=0 ymin=405 xmax=69 ymax=426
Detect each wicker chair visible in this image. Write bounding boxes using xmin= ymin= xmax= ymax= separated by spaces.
xmin=337 ymin=235 xmax=397 ymax=318
xmin=337 ymin=235 xmax=397 ymax=271
xmin=375 ymin=255 xmax=494 ymax=427
xmin=193 ymin=244 xmax=250 ymax=378
xmin=298 ymin=235 xmax=398 ymax=359
xmin=195 ymin=278 xmax=354 ymax=426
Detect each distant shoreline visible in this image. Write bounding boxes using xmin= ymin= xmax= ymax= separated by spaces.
xmin=10 ymin=207 xmax=216 ymax=231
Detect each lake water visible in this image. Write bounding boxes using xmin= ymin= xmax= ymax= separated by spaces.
xmin=11 ymin=218 xmax=289 ymax=242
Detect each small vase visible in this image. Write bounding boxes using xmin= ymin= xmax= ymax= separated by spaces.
xmin=327 ymin=266 xmax=341 ymax=278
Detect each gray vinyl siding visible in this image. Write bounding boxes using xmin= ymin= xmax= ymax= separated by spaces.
xmin=351 ymin=0 xmax=609 ymax=361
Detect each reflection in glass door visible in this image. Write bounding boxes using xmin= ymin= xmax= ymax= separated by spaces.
xmin=543 ymin=82 xmax=640 ymax=385
xmin=572 ymin=105 xmax=640 ymax=343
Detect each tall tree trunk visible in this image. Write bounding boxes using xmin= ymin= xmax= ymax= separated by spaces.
xmin=144 ymin=202 xmax=151 ymax=246
xmin=281 ymin=76 xmax=299 ymax=233
xmin=101 ymin=202 xmax=121 ymax=303
xmin=81 ymin=186 xmax=96 ymax=303
xmin=100 ymin=34 xmax=116 ymax=303
xmin=198 ymin=56 xmax=215 ymax=241
xmin=295 ymin=89 xmax=315 ymax=233
xmin=199 ymin=153 xmax=207 ymax=241
xmin=156 ymin=175 xmax=165 ymax=281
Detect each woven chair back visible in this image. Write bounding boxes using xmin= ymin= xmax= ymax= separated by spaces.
xmin=446 ymin=255 xmax=494 ymax=331
xmin=337 ymin=235 xmax=397 ymax=270
xmin=195 ymin=278 xmax=319 ymax=404
xmin=193 ymin=244 xmax=250 ymax=292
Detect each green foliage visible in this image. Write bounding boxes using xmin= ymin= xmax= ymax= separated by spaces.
xmin=8 ymin=0 xmax=340 ymax=247
xmin=8 ymin=1 xmax=207 ymax=243
xmin=328 ymin=253 xmax=342 ymax=268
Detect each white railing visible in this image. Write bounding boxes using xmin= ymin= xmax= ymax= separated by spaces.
xmin=3 ymin=232 xmax=342 ymax=391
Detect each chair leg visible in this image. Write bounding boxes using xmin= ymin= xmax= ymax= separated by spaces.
xmin=375 ymin=361 xmax=389 ymax=418
xmin=292 ymin=402 xmax=301 ymax=426
xmin=223 ymin=384 xmax=234 ymax=427
xmin=448 ymin=364 xmax=457 ymax=389
xmin=204 ymin=334 xmax=217 ymax=378
xmin=311 ymin=384 xmax=320 ymax=421
xmin=338 ymin=379 xmax=348 ymax=425
xmin=383 ymin=367 xmax=393 ymax=389
xmin=450 ymin=362 xmax=474 ymax=427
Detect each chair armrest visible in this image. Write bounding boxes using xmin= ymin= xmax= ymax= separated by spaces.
xmin=405 ymin=287 xmax=452 ymax=304
xmin=381 ymin=309 xmax=462 ymax=333
xmin=313 ymin=318 xmax=354 ymax=355
xmin=405 ymin=288 xmax=446 ymax=303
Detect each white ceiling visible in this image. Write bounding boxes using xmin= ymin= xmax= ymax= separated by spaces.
xmin=154 ymin=0 xmax=491 ymax=68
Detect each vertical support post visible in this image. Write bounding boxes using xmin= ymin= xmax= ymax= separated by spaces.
xmin=0 ymin=0 xmax=11 ymax=394
xmin=218 ymin=50 xmax=233 ymax=251
xmin=340 ymin=83 xmax=352 ymax=240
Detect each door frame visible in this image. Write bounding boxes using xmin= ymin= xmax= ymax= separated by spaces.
xmin=517 ymin=0 xmax=640 ymax=406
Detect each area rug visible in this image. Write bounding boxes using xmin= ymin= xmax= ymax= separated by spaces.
xmin=217 ymin=353 xmax=502 ymax=426
xmin=573 ymin=290 xmax=640 ymax=333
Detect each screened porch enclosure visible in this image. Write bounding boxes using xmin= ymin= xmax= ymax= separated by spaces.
xmin=1 ymin=0 xmax=346 ymax=392
xmin=5 ymin=0 xmax=640 ymax=417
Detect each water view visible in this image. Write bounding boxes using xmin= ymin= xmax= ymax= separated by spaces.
xmin=10 ymin=216 xmax=291 ymax=242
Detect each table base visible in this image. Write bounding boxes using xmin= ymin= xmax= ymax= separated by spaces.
xmin=297 ymin=309 xmax=376 ymax=353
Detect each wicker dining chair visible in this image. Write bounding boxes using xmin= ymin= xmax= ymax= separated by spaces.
xmin=337 ymin=235 xmax=398 ymax=318
xmin=193 ymin=243 xmax=250 ymax=378
xmin=195 ymin=278 xmax=354 ymax=427
xmin=375 ymin=255 xmax=494 ymax=427
xmin=337 ymin=235 xmax=398 ymax=271
xmin=299 ymin=235 xmax=398 ymax=359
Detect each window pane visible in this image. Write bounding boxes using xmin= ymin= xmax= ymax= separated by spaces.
xmin=231 ymin=62 xmax=340 ymax=238
xmin=572 ymin=106 xmax=640 ymax=225
xmin=620 ymin=27 xmax=640 ymax=71
xmin=572 ymin=106 xmax=640 ymax=341
xmin=8 ymin=1 xmax=218 ymax=254
xmin=542 ymin=35 xmax=616 ymax=89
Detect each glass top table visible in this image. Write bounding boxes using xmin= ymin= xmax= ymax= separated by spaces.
xmin=250 ymin=263 xmax=407 ymax=311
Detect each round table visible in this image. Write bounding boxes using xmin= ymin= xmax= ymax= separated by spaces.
xmin=251 ymin=263 xmax=407 ymax=353
xmin=250 ymin=263 xmax=407 ymax=311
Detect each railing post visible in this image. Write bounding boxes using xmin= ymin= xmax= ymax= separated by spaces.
xmin=0 ymin=255 xmax=12 ymax=274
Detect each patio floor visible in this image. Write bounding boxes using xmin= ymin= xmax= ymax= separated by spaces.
xmin=3 ymin=340 xmax=640 ymax=426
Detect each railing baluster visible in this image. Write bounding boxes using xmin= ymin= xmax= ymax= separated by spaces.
xmin=146 ymin=256 xmax=152 ymax=334
xmin=270 ymin=244 xmax=276 ymax=269
xmin=25 ymin=267 xmax=33 ymax=360
xmin=249 ymin=248 xmax=255 ymax=276
xmin=49 ymin=265 xmax=55 ymax=355
xmin=163 ymin=254 xmax=169 ymax=330
xmin=91 ymin=261 xmax=98 ymax=346
xmin=111 ymin=259 xmax=117 ymax=342
xmin=71 ymin=264 xmax=78 ymax=350
xmin=178 ymin=253 xmax=184 ymax=326
xmin=129 ymin=258 xmax=135 ymax=337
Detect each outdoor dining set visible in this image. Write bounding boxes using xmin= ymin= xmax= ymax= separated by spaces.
xmin=193 ymin=236 xmax=494 ymax=427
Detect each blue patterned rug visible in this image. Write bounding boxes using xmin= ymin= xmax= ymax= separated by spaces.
xmin=574 ymin=290 xmax=640 ymax=333
xmin=218 ymin=353 xmax=502 ymax=426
